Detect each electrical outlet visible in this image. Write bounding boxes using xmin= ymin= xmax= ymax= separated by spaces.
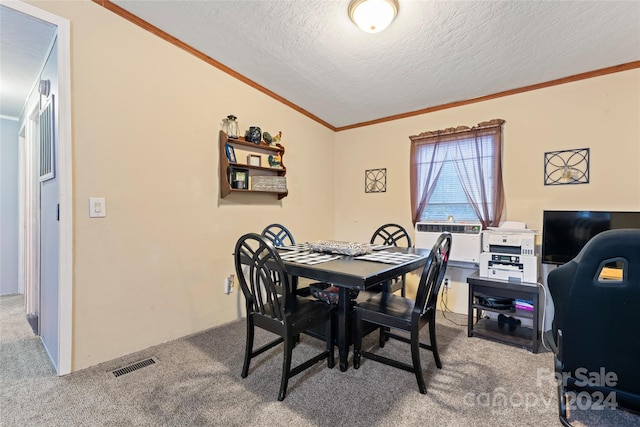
xmin=443 ymin=275 xmax=452 ymax=289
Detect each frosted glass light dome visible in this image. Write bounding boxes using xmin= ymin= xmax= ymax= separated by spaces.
xmin=349 ymin=0 xmax=399 ymax=33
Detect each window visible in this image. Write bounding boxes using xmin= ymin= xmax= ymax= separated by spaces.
xmin=423 ymin=159 xmax=479 ymax=221
xmin=409 ymin=119 xmax=505 ymax=228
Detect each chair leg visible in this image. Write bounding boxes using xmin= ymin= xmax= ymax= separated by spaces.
xmin=401 ymin=283 xmax=406 ymax=297
xmin=429 ymin=319 xmax=442 ymax=369
xmin=278 ymin=336 xmax=294 ymax=401
xmin=241 ymin=318 xmax=254 ymax=378
xmin=326 ymin=315 xmax=335 ymax=369
xmin=353 ymin=312 xmax=362 ymax=369
xmin=411 ymin=330 xmax=427 ymax=394
xmin=379 ymin=326 xmax=390 ymax=348
xmin=378 ymin=326 xmax=385 ymax=348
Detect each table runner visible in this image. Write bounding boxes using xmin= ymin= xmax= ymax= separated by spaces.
xmin=278 ymin=242 xmax=393 ymax=252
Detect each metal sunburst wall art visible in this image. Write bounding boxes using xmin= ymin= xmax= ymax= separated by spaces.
xmin=365 ymin=168 xmax=387 ymax=193
xmin=544 ymin=148 xmax=590 ymax=186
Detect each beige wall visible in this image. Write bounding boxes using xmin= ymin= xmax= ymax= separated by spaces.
xmin=33 ymin=1 xmax=335 ymax=371
xmin=334 ymin=69 xmax=640 ymax=312
xmin=28 ymin=1 xmax=640 ymax=370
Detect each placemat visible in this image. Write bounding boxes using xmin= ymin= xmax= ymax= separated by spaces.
xmin=276 ymin=243 xmax=311 ymax=251
xmin=368 ymin=244 xmax=395 ymax=251
xmin=355 ymin=251 xmax=422 ymax=265
xmin=279 ymin=251 xmax=341 ymax=265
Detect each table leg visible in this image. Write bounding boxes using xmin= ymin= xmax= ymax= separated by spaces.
xmin=468 ymin=285 xmax=474 ymax=337
xmin=337 ymin=287 xmax=349 ymax=372
xmin=532 ymin=291 xmax=539 ymax=353
xmin=289 ymin=275 xmax=298 ymax=295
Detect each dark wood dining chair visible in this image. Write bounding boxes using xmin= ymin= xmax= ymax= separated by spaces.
xmin=261 ymin=223 xmax=327 ymax=298
xmin=261 ymin=223 xmax=295 ymax=247
xmin=353 ymin=232 xmax=452 ymax=394
xmin=234 ymin=233 xmax=335 ymax=401
xmin=370 ymin=223 xmax=413 ymax=296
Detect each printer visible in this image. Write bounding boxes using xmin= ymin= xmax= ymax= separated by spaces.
xmin=482 ymin=231 xmax=535 ymax=256
xmin=480 ymin=225 xmax=538 ymax=283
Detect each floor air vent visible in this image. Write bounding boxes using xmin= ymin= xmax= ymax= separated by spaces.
xmin=110 ymin=357 xmax=158 ymax=378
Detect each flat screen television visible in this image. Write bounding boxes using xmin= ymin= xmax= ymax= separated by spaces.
xmin=542 ymin=210 xmax=640 ymax=265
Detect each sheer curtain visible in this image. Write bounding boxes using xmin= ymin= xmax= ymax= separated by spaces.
xmin=409 ymin=136 xmax=447 ymax=224
xmin=409 ymin=119 xmax=505 ymax=228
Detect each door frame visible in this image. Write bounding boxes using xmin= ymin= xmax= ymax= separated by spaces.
xmin=4 ymin=0 xmax=73 ymax=375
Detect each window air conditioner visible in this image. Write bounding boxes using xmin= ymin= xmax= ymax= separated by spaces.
xmin=415 ymin=221 xmax=483 ymax=264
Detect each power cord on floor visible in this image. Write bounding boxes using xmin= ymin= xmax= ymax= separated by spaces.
xmin=439 ymin=285 xmax=467 ymax=327
xmin=536 ymin=281 xmax=553 ymax=352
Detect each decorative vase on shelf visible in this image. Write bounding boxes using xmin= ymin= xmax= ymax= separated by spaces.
xmin=222 ymin=115 xmax=239 ymax=139
xmin=246 ymin=126 xmax=262 ymax=144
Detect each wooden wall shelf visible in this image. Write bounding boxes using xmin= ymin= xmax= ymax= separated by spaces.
xmin=219 ymin=131 xmax=288 ymax=200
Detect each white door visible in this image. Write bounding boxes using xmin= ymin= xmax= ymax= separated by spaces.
xmin=38 ymin=93 xmax=60 ymax=368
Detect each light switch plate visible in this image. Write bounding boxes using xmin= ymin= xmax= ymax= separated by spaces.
xmin=89 ymin=197 xmax=106 ymax=218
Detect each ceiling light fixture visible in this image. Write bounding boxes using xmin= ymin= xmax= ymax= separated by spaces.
xmin=348 ymin=0 xmax=399 ymax=33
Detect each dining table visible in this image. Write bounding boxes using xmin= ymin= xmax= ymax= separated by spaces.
xmin=279 ymin=244 xmax=430 ymax=372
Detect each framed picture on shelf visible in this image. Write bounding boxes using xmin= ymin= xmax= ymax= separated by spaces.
xmin=247 ymin=154 xmax=261 ymax=167
xmin=225 ymin=143 xmax=237 ymax=163
xmin=230 ymin=167 xmax=249 ymax=189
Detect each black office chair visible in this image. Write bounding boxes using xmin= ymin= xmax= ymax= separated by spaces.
xmin=547 ymin=229 xmax=640 ymax=424
xmin=353 ymin=232 xmax=451 ymax=394
xmin=370 ymin=223 xmax=413 ymax=296
xmin=234 ymin=233 xmax=335 ymax=401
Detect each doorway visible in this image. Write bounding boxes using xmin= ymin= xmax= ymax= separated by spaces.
xmin=3 ymin=0 xmax=73 ymax=375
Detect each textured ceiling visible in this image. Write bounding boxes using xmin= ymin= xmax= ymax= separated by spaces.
xmin=0 ymin=5 xmax=57 ymax=119
xmin=110 ymin=0 xmax=640 ymax=128
xmin=1 ymin=1 xmax=638 ymax=127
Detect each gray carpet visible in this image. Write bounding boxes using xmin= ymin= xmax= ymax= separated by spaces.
xmin=1 ymin=294 xmax=638 ymax=426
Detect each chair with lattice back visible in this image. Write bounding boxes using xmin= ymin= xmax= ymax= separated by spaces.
xmin=234 ymin=233 xmax=335 ymax=401
xmin=261 ymin=223 xmax=295 ymax=248
xmin=370 ymin=223 xmax=413 ymax=296
xmin=354 ymin=232 xmax=451 ymax=394
xmin=261 ymin=223 xmax=326 ymax=297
